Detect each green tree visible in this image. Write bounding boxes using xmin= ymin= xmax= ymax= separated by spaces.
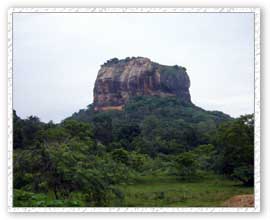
xmin=214 ymin=114 xmax=254 ymax=185
xmin=192 ymin=144 xmax=215 ymax=171
xmin=13 ymin=110 xmax=24 ymax=149
xmin=93 ymin=114 xmax=113 ymax=144
xmin=62 ymin=119 xmax=93 ymax=141
xmin=111 ymin=148 xmax=130 ymax=165
xmin=175 ymin=151 xmax=200 ymax=180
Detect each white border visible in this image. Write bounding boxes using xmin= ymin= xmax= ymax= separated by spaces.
xmin=7 ymin=7 xmax=260 ymax=213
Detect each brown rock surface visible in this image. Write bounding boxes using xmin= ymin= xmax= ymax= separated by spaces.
xmin=93 ymin=57 xmax=191 ymax=111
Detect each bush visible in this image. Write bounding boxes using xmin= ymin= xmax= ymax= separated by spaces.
xmin=175 ymin=152 xmax=200 ymax=180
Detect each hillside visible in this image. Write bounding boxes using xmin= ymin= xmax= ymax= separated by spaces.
xmin=69 ymin=57 xmax=232 ymax=154
xmin=68 ymin=95 xmax=231 ymax=155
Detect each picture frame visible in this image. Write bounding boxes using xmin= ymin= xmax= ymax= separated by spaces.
xmin=7 ymin=7 xmax=260 ymax=212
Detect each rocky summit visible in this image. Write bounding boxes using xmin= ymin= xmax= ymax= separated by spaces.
xmin=93 ymin=57 xmax=191 ymax=111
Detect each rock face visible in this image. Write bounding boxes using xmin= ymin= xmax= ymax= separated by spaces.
xmin=93 ymin=57 xmax=191 ymax=111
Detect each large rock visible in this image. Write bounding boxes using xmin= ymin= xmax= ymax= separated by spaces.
xmin=93 ymin=57 xmax=191 ymax=111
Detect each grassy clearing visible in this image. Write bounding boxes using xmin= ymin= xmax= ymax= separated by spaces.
xmin=119 ymin=174 xmax=253 ymax=207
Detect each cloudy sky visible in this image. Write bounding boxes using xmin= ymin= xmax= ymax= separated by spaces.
xmin=13 ymin=12 xmax=254 ymax=123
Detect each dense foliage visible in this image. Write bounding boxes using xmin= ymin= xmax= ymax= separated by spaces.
xmin=13 ymin=96 xmax=254 ymax=207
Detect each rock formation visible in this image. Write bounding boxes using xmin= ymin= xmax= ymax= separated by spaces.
xmin=93 ymin=57 xmax=191 ymax=111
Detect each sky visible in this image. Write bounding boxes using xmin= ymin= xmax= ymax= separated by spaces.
xmin=13 ymin=12 xmax=254 ymax=123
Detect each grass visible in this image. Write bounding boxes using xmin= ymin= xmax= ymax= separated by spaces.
xmin=118 ymin=174 xmax=253 ymax=207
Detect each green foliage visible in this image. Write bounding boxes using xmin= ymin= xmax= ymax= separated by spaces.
xmin=13 ymin=111 xmax=44 ymax=149
xmin=213 ymin=114 xmax=254 ymax=185
xmin=68 ymin=96 xmax=231 ymax=156
xmin=92 ymin=113 xmax=113 ymax=144
xmin=192 ymin=144 xmax=215 ymax=171
xmin=111 ymin=148 xmax=130 ymax=165
xmin=175 ymin=152 xmax=200 ymax=180
xmin=128 ymin=151 xmax=151 ymax=172
xmin=13 ymin=116 xmax=128 ymax=207
xmin=62 ymin=119 xmax=93 ymax=141
xmin=12 ymin=96 xmax=254 ymax=207
xmin=38 ymin=126 xmax=70 ymax=144
xmin=13 ymin=110 xmax=24 ymax=149
xmin=172 ymin=144 xmax=216 ymax=180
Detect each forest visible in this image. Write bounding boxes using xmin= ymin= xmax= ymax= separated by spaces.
xmin=13 ymin=96 xmax=254 ymax=207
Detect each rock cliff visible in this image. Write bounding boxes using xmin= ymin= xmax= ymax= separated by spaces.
xmin=93 ymin=57 xmax=191 ymax=111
